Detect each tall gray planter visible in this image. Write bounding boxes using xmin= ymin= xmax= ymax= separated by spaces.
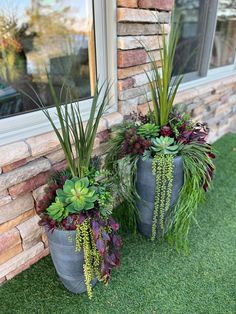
xmin=46 ymin=228 xmax=97 ymax=294
xmin=136 ymin=156 xmax=184 ymax=238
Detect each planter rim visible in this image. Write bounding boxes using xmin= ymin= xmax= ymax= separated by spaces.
xmin=46 ymin=227 xmax=76 ymax=234
xmin=139 ymin=154 xmax=183 ymax=163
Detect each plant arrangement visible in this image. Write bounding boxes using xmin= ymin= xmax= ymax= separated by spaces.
xmin=106 ymin=18 xmax=215 ymax=250
xmin=30 ymin=78 xmax=121 ymax=299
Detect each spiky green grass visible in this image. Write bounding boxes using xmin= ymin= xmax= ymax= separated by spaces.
xmin=1 ymin=133 xmax=236 ymax=314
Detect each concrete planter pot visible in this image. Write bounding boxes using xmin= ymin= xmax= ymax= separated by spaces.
xmin=46 ymin=228 xmax=97 ymax=294
xmin=136 ymin=156 xmax=184 ymax=238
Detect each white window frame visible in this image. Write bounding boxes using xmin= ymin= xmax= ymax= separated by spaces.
xmin=178 ymin=0 xmax=236 ymax=91
xmin=0 ymin=0 xmax=117 ymax=146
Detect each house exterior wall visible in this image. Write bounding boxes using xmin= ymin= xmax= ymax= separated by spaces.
xmin=0 ymin=0 xmax=235 ymax=284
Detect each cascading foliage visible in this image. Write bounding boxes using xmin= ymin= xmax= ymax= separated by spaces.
xmin=39 ymin=168 xmax=121 ymax=299
xmin=151 ymin=154 xmax=174 ymax=240
xmin=105 ymin=109 xmax=216 ymax=251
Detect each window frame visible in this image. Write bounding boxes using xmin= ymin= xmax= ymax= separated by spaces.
xmin=179 ymin=0 xmax=236 ymax=89
xmin=0 ymin=0 xmax=117 ymax=146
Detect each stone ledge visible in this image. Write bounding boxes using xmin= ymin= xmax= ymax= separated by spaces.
xmin=6 ymin=247 xmax=49 ymax=281
xmin=138 ymin=0 xmax=174 ymax=11
xmin=117 ymin=35 xmax=163 ymax=50
xmin=9 ymin=171 xmax=50 ymax=198
xmin=104 ymin=112 xmax=123 ymax=128
xmin=0 ymin=142 xmax=30 ymax=168
xmin=117 ymin=0 xmax=138 ymax=8
xmin=17 ymin=216 xmax=42 ymax=250
xmin=0 ymin=209 xmax=35 ymax=233
xmin=118 ymin=61 xmax=161 ymax=79
xmin=117 ymin=8 xmax=170 ymax=23
xmin=118 ymin=83 xmax=149 ymax=101
xmin=0 ymin=195 xmax=12 ymax=207
xmin=0 ymin=242 xmax=44 ymax=278
xmin=118 ymin=23 xmax=169 ymax=36
xmin=0 ymin=158 xmax=51 ymax=190
xmin=0 ymin=194 xmax=34 ymax=224
xmin=0 ymin=228 xmax=22 ymax=265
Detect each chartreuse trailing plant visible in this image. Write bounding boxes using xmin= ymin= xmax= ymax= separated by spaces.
xmin=151 ymin=154 xmax=174 ymax=240
xmin=148 ymin=137 xmax=180 ymax=240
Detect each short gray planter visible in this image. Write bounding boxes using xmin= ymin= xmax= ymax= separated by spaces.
xmin=136 ymin=156 xmax=184 ymax=238
xmin=46 ymin=228 xmax=97 ymax=294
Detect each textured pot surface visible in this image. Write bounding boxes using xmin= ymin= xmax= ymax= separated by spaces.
xmin=136 ymin=156 xmax=184 ymax=238
xmin=46 ymin=228 xmax=97 ymax=294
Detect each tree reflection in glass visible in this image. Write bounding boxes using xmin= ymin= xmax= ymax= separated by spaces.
xmin=0 ymin=0 xmax=96 ymax=118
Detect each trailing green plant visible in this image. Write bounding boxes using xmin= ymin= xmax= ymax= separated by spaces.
xmin=151 ymin=154 xmax=174 ymax=240
xmin=167 ymin=142 xmax=215 ymax=252
xmin=137 ymin=123 xmax=160 ymax=138
xmin=74 ymin=212 xmax=121 ymax=299
xmin=151 ymin=136 xmax=180 ymax=155
xmin=105 ymin=122 xmax=141 ymax=232
xmin=22 ymin=76 xmax=112 ymax=178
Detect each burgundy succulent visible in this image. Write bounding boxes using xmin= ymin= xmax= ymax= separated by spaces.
xmin=160 ymin=125 xmax=172 ymax=137
xmin=121 ymin=128 xmax=151 ymax=156
xmin=177 ymin=123 xmax=209 ymax=145
xmin=37 ymin=170 xmax=70 ymax=217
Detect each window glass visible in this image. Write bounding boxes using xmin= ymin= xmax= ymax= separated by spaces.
xmin=173 ymin=0 xmax=205 ymax=75
xmin=210 ymin=0 xmax=236 ymax=68
xmin=0 ymin=0 xmax=96 ymax=119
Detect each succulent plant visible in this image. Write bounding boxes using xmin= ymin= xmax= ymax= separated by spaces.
xmin=57 ymin=177 xmax=98 ymax=213
xmin=47 ymin=197 xmax=68 ymax=222
xmin=137 ymin=123 xmax=160 ymax=138
xmin=160 ymin=125 xmax=172 ymax=137
xmin=151 ymin=136 xmax=180 ymax=155
xmin=122 ymin=128 xmax=151 ymax=155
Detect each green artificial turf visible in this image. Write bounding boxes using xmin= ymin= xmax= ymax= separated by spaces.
xmin=1 ymin=133 xmax=236 ymax=314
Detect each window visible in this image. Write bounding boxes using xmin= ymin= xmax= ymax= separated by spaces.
xmin=210 ymin=1 xmax=236 ymax=68
xmin=0 ymin=0 xmax=116 ymax=145
xmin=174 ymin=0 xmax=236 ymax=82
xmin=0 ymin=0 xmax=96 ymax=119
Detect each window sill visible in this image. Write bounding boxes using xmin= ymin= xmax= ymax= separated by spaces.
xmin=179 ymin=68 xmax=236 ymax=93
xmin=0 ymin=111 xmax=123 ymax=151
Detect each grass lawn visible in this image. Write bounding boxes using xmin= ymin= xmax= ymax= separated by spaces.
xmin=1 ymin=133 xmax=236 ymax=314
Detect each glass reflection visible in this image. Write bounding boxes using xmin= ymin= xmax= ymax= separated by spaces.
xmin=173 ymin=0 xmax=205 ymax=75
xmin=210 ymin=0 xmax=236 ymax=68
xmin=0 ymin=0 xmax=95 ymax=119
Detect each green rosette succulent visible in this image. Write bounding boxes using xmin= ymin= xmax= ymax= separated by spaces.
xmin=137 ymin=123 xmax=160 ymax=138
xmin=57 ymin=177 xmax=98 ymax=213
xmin=47 ymin=197 xmax=68 ymax=222
xmin=151 ymin=136 xmax=180 ymax=155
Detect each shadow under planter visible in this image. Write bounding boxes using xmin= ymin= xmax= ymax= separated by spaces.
xmin=46 ymin=229 xmax=97 ymax=294
xmin=136 ymin=156 xmax=184 ymax=238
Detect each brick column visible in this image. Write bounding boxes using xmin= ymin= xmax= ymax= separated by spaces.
xmin=117 ymin=0 xmax=174 ymax=115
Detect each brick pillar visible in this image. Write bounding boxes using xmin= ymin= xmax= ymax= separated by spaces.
xmin=117 ymin=0 xmax=174 ymax=115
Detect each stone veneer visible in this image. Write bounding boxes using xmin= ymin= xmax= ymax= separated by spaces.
xmin=0 ymin=0 xmax=236 ymax=284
